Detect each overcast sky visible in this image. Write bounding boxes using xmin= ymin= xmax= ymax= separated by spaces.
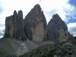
xmin=0 ymin=0 xmax=76 ymax=37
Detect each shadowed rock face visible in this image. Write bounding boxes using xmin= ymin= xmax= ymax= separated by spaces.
xmin=47 ymin=14 xmax=72 ymax=42
xmin=4 ymin=10 xmax=27 ymax=41
xmin=24 ymin=4 xmax=47 ymax=42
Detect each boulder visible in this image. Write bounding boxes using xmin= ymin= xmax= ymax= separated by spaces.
xmin=47 ymin=14 xmax=72 ymax=42
xmin=24 ymin=4 xmax=47 ymax=42
xmin=4 ymin=10 xmax=27 ymax=41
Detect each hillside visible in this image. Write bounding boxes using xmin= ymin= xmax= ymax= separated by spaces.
xmin=20 ymin=37 xmax=76 ymax=57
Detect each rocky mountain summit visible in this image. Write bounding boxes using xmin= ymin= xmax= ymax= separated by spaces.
xmin=47 ymin=14 xmax=72 ymax=42
xmin=24 ymin=4 xmax=47 ymax=42
xmin=3 ymin=4 xmax=72 ymax=43
xmin=4 ymin=10 xmax=27 ymax=41
xmin=0 ymin=4 xmax=74 ymax=57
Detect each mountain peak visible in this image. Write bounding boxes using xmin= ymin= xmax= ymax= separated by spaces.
xmin=13 ymin=10 xmax=17 ymax=15
xmin=33 ymin=4 xmax=41 ymax=12
xmin=52 ymin=14 xmax=61 ymax=20
xmin=53 ymin=14 xmax=59 ymax=17
xmin=34 ymin=4 xmax=41 ymax=8
xmin=24 ymin=4 xmax=47 ymax=42
xmin=47 ymin=14 xmax=72 ymax=42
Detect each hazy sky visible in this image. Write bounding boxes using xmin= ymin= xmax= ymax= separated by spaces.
xmin=0 ymin=0 xmax=76 ymax=37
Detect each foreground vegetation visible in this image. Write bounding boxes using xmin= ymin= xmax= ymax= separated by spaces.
xmin=20 ymin=37 xmax=76 ymax=57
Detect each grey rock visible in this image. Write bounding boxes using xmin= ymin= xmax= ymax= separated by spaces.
xmin=3 ymin=10 xmax=27 ymax=41
xmin=4 ymin=16 xmax=13 ymax=38
xmin=47 ymin=14 xmax=72 ymax=42
xmin=24 ymin=4 xmax=47 ymax=42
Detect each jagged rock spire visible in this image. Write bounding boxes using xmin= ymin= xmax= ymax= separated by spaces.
xmin=4 ymin=10 xmax=27 ymax=41
xmin=13 ymin=10 xmax=17 ymax=15
xmin=18 ymin=10 xmax=23 ymax=19
xmin=24 ymin=4 xmax=47 ymax=42
xmin=34 ymin=4 xmax=41 ymax=11
xmin=48 ymin=14 xmax=68 ymax=30
xmin=47 ymin=14 xmax=72 ymax=42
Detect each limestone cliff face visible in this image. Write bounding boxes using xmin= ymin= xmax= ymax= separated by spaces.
xmin=24 ymin=4 xmax=47 ymax=42
xmin=4 ymin=10 xmax=27 ymax=41
xmin=59 ymin=29 xmax=68 ymax=42
xmin=47 ymin=14 xmax=72 ymax=42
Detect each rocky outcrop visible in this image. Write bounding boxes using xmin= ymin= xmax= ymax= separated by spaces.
xmin=47 ymin=14 xmax=72 ymax=42
xmin=4 ymin=10 xmax=27 ymax=41
xmin=24 ymin=4 xmax=47 ymax=42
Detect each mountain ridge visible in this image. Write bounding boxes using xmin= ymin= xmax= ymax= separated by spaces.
xmin=0 ymin=4 xmax=73 ymax=57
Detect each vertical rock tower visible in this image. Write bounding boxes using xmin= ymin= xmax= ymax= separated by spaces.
xmin=4 ymin=10 xmax=27 ymax=41
xmin=47 ymin=14 xmax=72 ymax=42
xmin=24 ymin=4 xmax=47 ymax=42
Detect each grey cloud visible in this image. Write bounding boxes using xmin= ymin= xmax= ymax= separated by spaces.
xmin=68 ymin=26 xmax=76 ymax=36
